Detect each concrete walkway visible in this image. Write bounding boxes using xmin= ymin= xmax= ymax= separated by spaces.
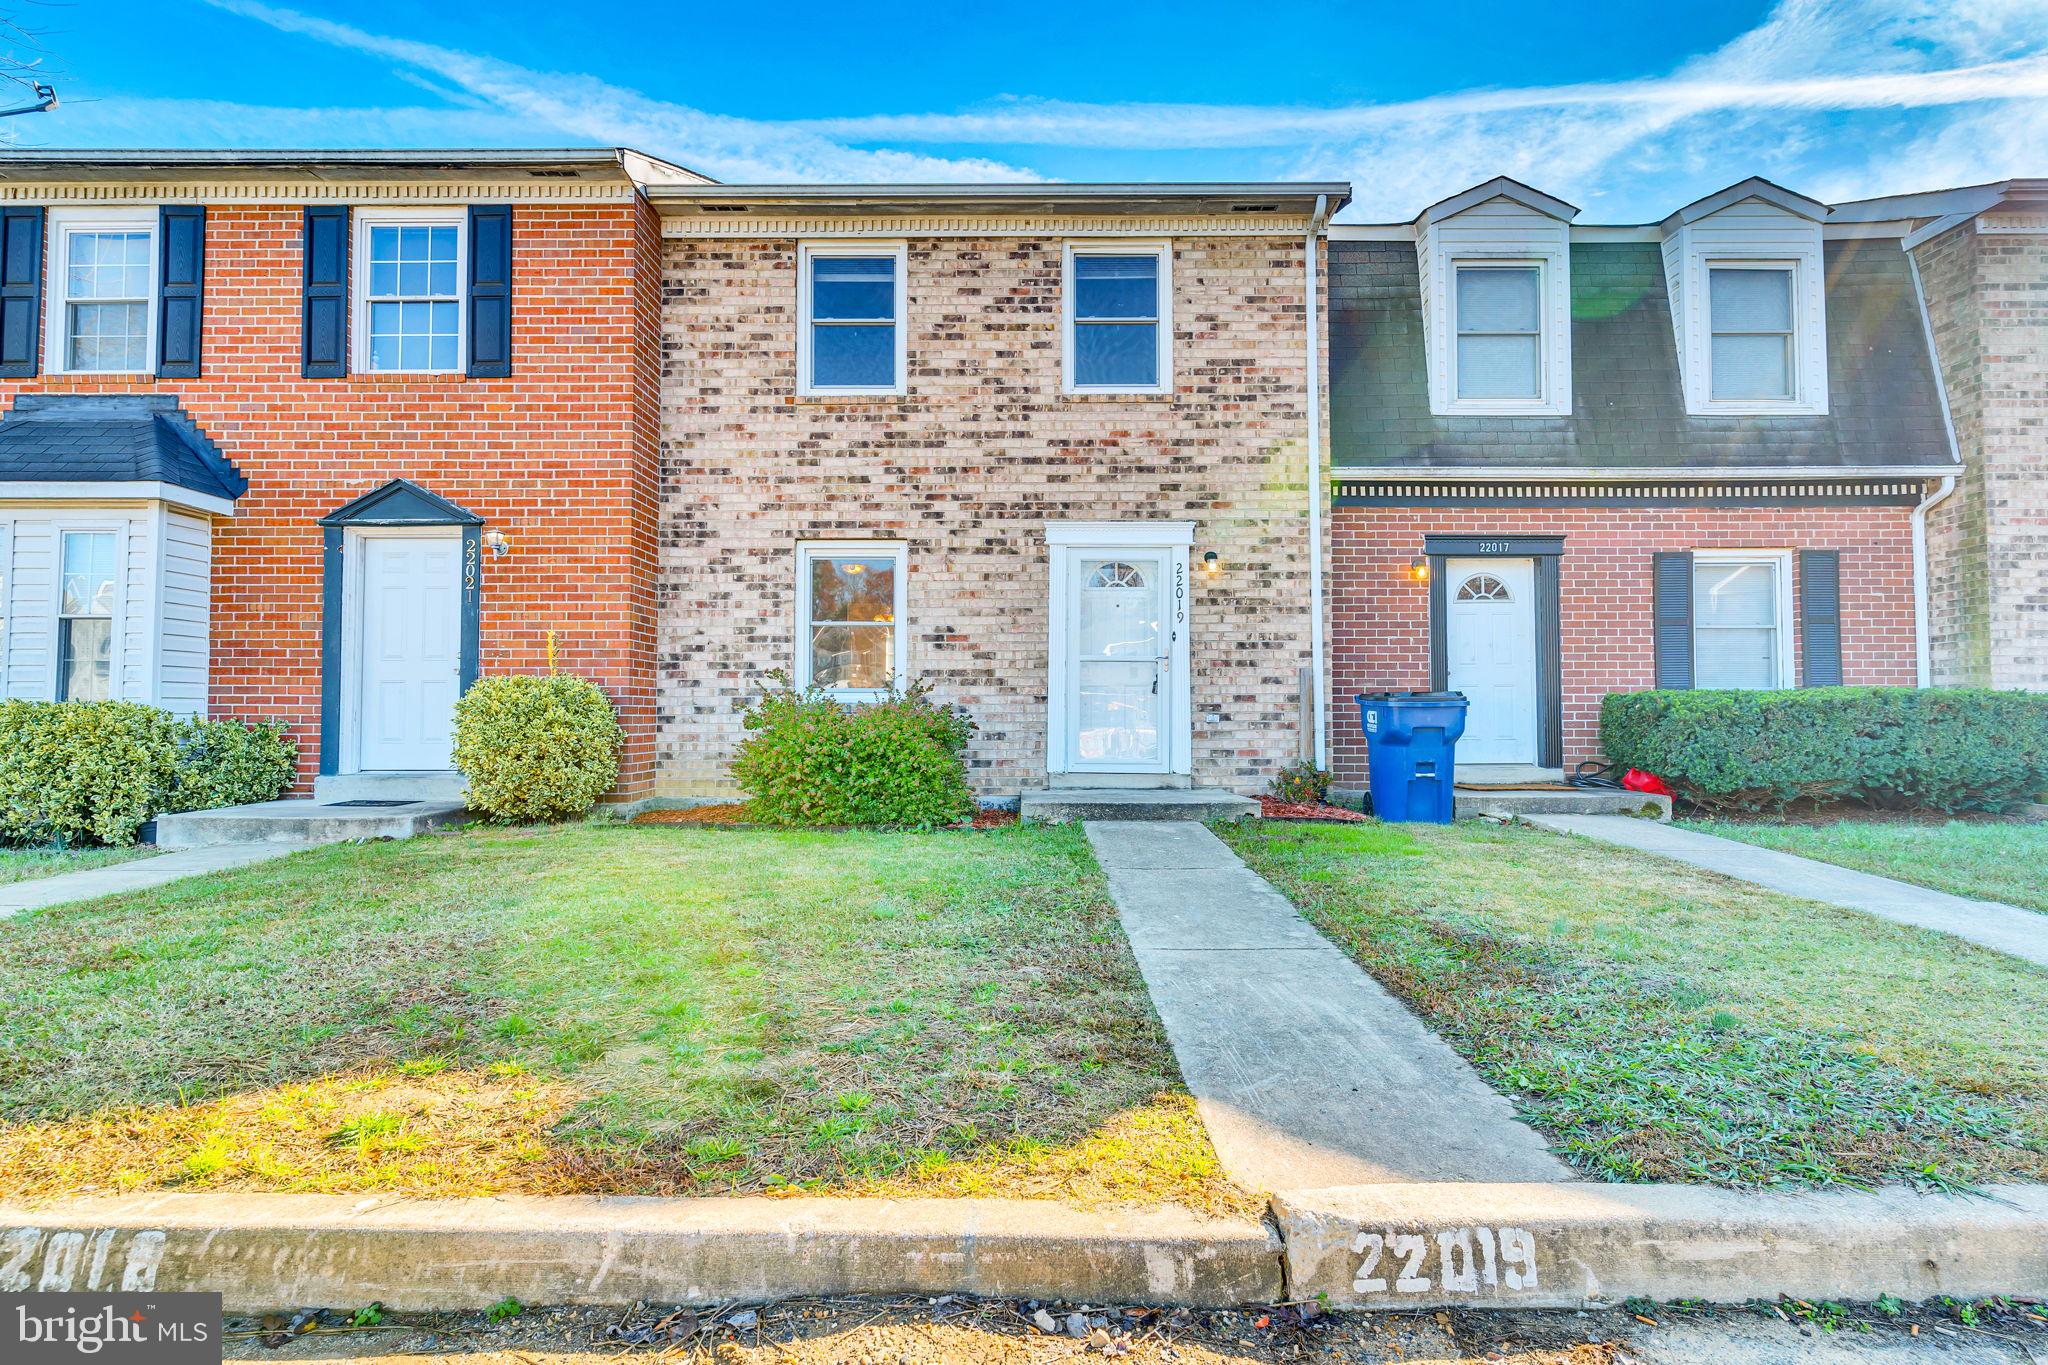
xmin=1084 ymin=820 xmax=1569 ymax=1192
xmin=1525 ymin=814 xmax=2048 ymax=970
xmin=0 ymin=841 xmax=307 ymax=920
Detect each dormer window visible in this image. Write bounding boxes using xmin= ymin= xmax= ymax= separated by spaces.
xmin=1453 ymin=263 xmax=1544 ymax=401
xmin=1707 ymin=264 xmax=1795 ymax=402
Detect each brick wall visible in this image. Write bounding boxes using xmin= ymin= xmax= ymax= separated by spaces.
xmin=0 ymin=200 xmax=664 ymax=794
xmin=657 ymin=232 xmax=1319 ymax=798
xmin=1328 ymin=504 xmax=1918 ymax=785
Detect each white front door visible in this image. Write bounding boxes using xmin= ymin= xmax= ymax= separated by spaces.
xmin=1061 ymin=549 xmax=1174 ymax=774
xmin=355 ymin=532 xmax=462 ymax=771
xmin=1445 ymin=556 xmax=1538 ymax=766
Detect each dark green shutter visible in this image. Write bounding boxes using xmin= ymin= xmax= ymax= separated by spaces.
xmin=301 ymin=206 xmax=349 ymax=378
xmin=1799 ymin=550 xmax=1843 ymax=687
xmin=156 ymin=205 xmax=205 ymax=378
xmin=1652 ymin=551 xmax=1694 ymax=689
xmin=466 ymin=204 xmax=511 ymax=378
xmin=0 ymin=206 xmax=43 ymax=378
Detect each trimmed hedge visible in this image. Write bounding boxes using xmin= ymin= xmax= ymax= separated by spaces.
xmin=453 ymin=673 xmax=625 ymax=824
xmin=0 ymin=700 xmax=296 ymax=846
xmin=1600 ymin=686 xmax=2048 ymax=812
xmin=733 ymin=674 xmax=976 ymax=829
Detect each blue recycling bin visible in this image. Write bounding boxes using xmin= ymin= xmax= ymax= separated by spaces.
xmin=1355 ymin=691 xmax=1469 ymax=824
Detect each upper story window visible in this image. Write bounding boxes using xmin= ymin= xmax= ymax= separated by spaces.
xmin=1064 ymin=243 xmax=1171 ymax=394
xmin=1452 ymin=263 xmax=1544 ymax=401
xmin=1707 ymin=264 xmax=1796 ymax=402
xmin=353 ymin=208 xmax=465 ymax=374
xmin=795 ymin=541 xmax=908 ymax=699
xmin=798 ymin=243 xmax=906 ymax=396
xmin=46 ymin=208 xmax=155 ymax=374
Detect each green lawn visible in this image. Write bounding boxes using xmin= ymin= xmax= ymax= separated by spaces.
xmin=0 ymin=845 xmax=158 ymax=887
xmin=1680 ymin=818 xmax=2048 ymax=915
xmin=1220 ymin=819 xmax=2048 ymax=1191
xmin=0 ymin=824 xmax=1238 ymax=1210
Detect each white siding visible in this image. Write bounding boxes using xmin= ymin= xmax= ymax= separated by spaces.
xmin=1662 ymin=198 xmax=1828 ymax=415
xmin=119 ymin=513 xmax=153 ymax=702
xmin=1415 ymin=196 xmax=1573 ymax=416
xmin=3 ymin=517 xmax=56 ymax=699
xmin=158 ymin=509 xmax=212 ymax=717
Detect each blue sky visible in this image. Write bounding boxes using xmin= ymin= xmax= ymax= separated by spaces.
xmin=5 ymin=0 xmax=2046 ymax=220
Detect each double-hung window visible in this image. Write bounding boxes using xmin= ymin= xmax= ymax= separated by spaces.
xmin=1707 ymin=264 xmax=1796 ymax=403
xmin=47 ymin=208 xmax=155 ymax=374
xmin=795 ymin=541 xmax=907 ymax=699
xmin=355 ymin=209 xmax=465 ymax=373
xmin=1691 ymin=551 xmax=1793 ymax=689
xmin=1452 ymin=263 xmax=1543 ymax=401
xmin=798 ymin=244 xmax=906 ymax=395
xmin=56 ymin=530 xmax=117 ymax=702
xmin=1064 ymin=244 xmax=1170 ymax=393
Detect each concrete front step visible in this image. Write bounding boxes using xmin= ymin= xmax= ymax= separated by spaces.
xmin=1456 ymin=788 xmax=1672 ymax=821
xmin=1021 ymin=787 xmax=1258 ymax=824
xmin=154 ymin=798 xmax=469 ymax=849
xmin=313 ymin=770 xmax=469 ymax=804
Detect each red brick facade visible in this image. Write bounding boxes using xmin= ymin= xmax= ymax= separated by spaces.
xmin=1328 ymin=504 xmax=1919 ymax=786
xmin=0 ymin=198 xmax=665 ymax=795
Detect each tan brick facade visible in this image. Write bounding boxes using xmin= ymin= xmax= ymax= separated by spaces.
xmin=0 ymin=198 xmax=665 ymax=795
xmin=1912 ymin=219 xmax=2048 ymax=691
xmin=1328 ymin=504 xmax=1920 ymax=787
xmin=656 ymin=231 xmax=1320 ymax=799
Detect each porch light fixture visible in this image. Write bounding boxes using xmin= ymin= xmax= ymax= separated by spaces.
xmin=484 ymin=530 xmax=511 ymax=558
xmin=1409 ymin=557 xmax=1430 ymax=582
xmin=1202 ymin=551 xmax=1222 ymax=579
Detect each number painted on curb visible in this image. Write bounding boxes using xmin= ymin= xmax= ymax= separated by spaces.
xmin=1349 ymin=1226 xmax=1538 ymax=1295
xmin=0 ymin=1227 xmax=165 ymax=1293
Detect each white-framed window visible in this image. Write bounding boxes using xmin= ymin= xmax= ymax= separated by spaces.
xmin=353 ymin=207 xmax=466 ymax=374
xmin=1691 ymin=550 xmax=1794 ymax=690
xmin=795 ymin=541 xmax=908 ymax=699
xmin=1707 ymin=262 xmax=1798 ymax=403
xmin=55 ymin=528 xmax=119 ymax=702
xmin=1063 ymin=242 xmax=1171 ymax=394
xmin=45 ymin=207 xmax=156 ymax=375
xmin=1451 ymin=261 xmax=1545 ymax=403
xmin=797 ymin=242 xmax=907 ymax=396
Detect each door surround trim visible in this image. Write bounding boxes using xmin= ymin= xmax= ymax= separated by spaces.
xmin=1044 ymin=521 xmax=1194 ymax=780
xmin=1425 ymin=534 xmax=1563 ymax=770
xmin=319 ymin=480 xmax=483 ymax=776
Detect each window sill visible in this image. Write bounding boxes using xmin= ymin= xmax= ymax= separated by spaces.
xmin=1433 ymin=401 xmax=1570 ymax=418
xmin=39 ymin=371 xmax=159 ymax=386
xmin=791 ymin=391 xmax=909 ymax=404
xmin=1059 ymin=389 xmax=1176 ymax=403
xmin=350 ymin=371 xmax=470 ymax=386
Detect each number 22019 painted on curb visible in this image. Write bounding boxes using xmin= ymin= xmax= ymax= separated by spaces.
xmin=1350 ymin=1226 xmax=1538 ymax=1294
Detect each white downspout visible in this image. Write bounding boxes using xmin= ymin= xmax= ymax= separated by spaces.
xmin=1306 ymin=194 xmax=1330 ymax=768
xmin=1907 ymin=246 xmax=1962 ymax=688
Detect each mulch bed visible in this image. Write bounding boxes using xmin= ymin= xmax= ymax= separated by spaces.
xmin=1257 ymin=795 xmax=1369 ymax=823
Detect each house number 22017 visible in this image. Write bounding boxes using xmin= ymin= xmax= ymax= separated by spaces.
xmin=1349 ymin=1226 xmax=1538 ymax=1294
xmin=1474 ymin=541 xmax=1511 ymax=554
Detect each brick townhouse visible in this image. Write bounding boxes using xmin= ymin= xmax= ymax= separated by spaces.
xmin=0 ymin=149 xmax=703 ymax=799
xmin=1324 ymin=176 xmax=1963 ymax=795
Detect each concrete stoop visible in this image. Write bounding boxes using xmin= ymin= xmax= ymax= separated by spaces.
xmin=1457 ymin=788 xmax=1673 ymax=821
xmin=4 ymin=1183 xmax=2045 ymax=1314
xmin=1021 ymin=787 xmax=1258 ymax=824
xmin=153 ymin=798 xmax=469 ymax=849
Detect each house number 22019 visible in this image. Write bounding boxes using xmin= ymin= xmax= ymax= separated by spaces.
xmin=1350 ymin=1225 xmax=1539 ymax=1294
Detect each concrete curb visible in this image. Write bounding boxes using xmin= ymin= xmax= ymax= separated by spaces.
xmin=1275 ymin=1182 xmax=2048 ymax=1309
xmin=0 ymin=1194 xmax=1282 ymax=1313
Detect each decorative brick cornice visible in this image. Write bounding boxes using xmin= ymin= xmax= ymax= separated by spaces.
xmin=0 ymin=180 xmax=638 ymax=205
xmin=1332 ymin=478 xmax=1928 ymax=508
xmin=1978 ymin=212 xmax=2048 ymax=236
xmin=660 ymin=213 xmax=1314 ymax=239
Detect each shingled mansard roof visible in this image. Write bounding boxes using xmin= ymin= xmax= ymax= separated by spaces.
xmin=0 ymin=394 xmax=246 ymax=501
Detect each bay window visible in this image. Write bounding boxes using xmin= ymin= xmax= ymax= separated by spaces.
xmin=57 ymin=530 xmax=117 ymax=702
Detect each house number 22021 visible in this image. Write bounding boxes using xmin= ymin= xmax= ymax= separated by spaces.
xmin=1350 ymin=1226 xmax=1539 ymax=1294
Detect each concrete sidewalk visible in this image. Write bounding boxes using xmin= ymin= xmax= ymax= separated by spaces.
xmin=1524 ymin=814 xmax=2048 ymax=970
xmin=0 ymin=841 xmax=307 ymax=920
xmin=1083 ymin=820 xmax=1569 ymax=1192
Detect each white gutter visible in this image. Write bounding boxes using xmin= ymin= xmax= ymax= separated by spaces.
xmin=1306 ymin=193 xmax=1330 ymax=769
xmin=1907 ymin=245 xmax=1964 ymax=687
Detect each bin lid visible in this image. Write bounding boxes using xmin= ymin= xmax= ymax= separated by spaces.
xmin=1356 ymin=690 xmax=1466 ymax=703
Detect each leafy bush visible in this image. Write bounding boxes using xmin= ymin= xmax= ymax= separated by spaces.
xmin=732 ymin=674 xmax=976 ymax=828
xmin=0 ymin=701 xmax=297 ymax=846
xmin=1601 ymin=687 xmax=2048 ymax=813
xmin=1270 ymin=760 xmax=1330 ymax=805
xmin=453 ymin=673 xmax=625 ymax=823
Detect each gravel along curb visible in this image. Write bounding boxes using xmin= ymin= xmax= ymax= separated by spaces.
xmin=0 ymin=1193 xmax=1282 ymax=1313
xmin=1276 ymin=1181 xmax=2048 ymax=1309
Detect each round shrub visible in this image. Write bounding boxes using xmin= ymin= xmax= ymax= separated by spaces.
xmin=732 ymin=674 xmax=976 ymax=828
xmin=454 ymin=673 xmax=625 ymax=823
xmin=0 ymin=700 xmax=180 ymax=846
xmin=165 ymin=717 xmax=297 ymax=815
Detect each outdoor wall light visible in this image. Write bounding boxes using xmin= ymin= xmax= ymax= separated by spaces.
xmin=484 ymin=530 xmax=512 ymax=558
xmin=1409 ymin=557 xmax=1430 ymax=582
xmin=1202 ymin=550 xmax=1222 ymax=579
